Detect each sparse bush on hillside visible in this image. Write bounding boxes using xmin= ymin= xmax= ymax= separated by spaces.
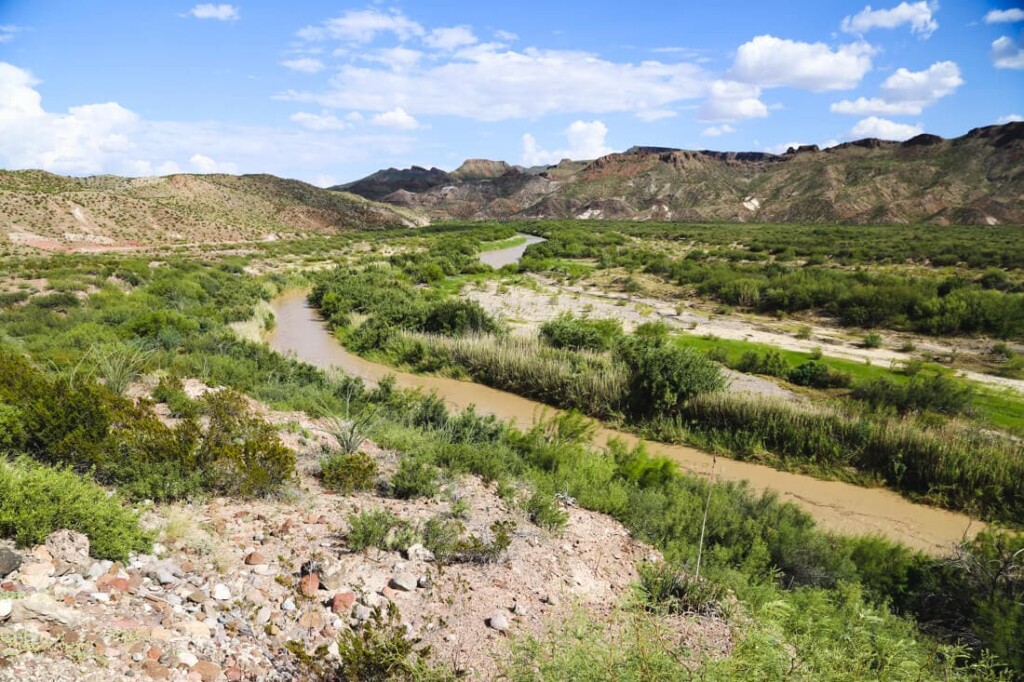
xmin=320 ymin=450 xmax=378 ymax=494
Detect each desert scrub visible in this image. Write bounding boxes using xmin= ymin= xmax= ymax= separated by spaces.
xmin=0 ymin=457 xmax=151 ymax=561
xmin=346 ymin=509 xmax=415 ymax=553
xmin=319 ymin=450 xmax=378 ymax=494
xmin=389 ymin=456 xmax=440 ymax=499
xmin=539 ymin=313 xmax=624 ymax=351
xmin=635 ymin=561 xmax=725 ymax=616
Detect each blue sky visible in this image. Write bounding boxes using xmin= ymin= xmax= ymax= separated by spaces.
xmin=1 ymin=1 xmax=1022 ymax=185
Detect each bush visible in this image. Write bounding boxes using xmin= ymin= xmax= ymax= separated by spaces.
xmin=787 ymin=361 xmax=852 ymax=389
xmin=636 ymin=562 xmax=725 ymax=616
xmin=347 ymin=509 xmax=403 ymax=552
xmin=523 ymin=490 xmax=569 ymax=531
xmin=735 ymin=349 xmax=789 ymax=377
xmin=422 ymin=299 xmax=501 ymax=337
xmin=539 ymin=313 xmax=623 ymax=351
xmin=421 ymin=516 xmax=464 ymax=565
xmin=853 ymin=374 xmax=974 ymax=416
xmin=334 ymin=602 xmax=435 ymax=681
xmin=0 ymin=457 xmax=151 ymax=561
xmin=320 ymin=451 xmax=378 ymax=494
xmin=862 ymin=332 xmax=884 ymax=349
xmin=618 ymin=337 xmax=726 ymax=418
xmin=390 ymin=456 xmax=439 ymax=499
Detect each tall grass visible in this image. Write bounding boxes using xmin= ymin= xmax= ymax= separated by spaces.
xmin=394 ymin=332 xmax=629 ymax=418
xmin=654 ymin=393 xmax=1024 ymax=522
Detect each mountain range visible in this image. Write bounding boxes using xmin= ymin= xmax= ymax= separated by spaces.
xmin=336 ymin=122 xmax=1024 ymax=226
xmin=0 ymin=123 xmax=1021 ymax=252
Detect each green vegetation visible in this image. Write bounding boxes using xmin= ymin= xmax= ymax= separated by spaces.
xmin=319 ymin=450 xmax=378 ymax=494
xmin=0 ymin=457 xmax=150 ymax=561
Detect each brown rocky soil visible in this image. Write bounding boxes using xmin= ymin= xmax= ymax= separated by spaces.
xmin=0 ymin=383 xmax=732 ymax=681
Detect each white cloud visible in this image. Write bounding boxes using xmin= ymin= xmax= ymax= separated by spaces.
xmin=186 ymin=4 xmax=239 ymax=21
xmin=997 ymin=113 xmax=1023 ymax=123
xmin=0 ymin=61 xmax=418 ymax=181
xmin=312 ymin=174 xmax=337 ymax=188
xmin=282 ymin=58 xmax=325 ymax=73
xmin=731 ymin=35 xmax=875 ymax=91
xmin=522 ymin=120 xmax=613 ymax=165
xmin=280 ymin=44 xmax=705 ymax=121
xmin=360 ymin=47 xmax=424 ymax=70
xmin=423 ymin=26 xmax=477 ymax=50
xmin=189 ymin=153 xmax=238 ymax=174
xmin=992 ymin=36 xmax=1024 ymax=69
xmin=371 ymin=107 xmax=419 ymax=129
xmin=494 ymin=30 xmax=518 ymax=42
xmin=763 ymin=141 xmax=807 ymax=154
xmin=290 ymin=111 xmax=349 ymax=130
xmin=636 ymin=109 xmax=677 ymax=121
xmin=0 ymin=25 xmax=20 ymax=43
xmin=701 ymin=124 xmax=736 ymax=137
xmin=698 ymin=80 xmax=768 ymax=121
xmin=984 ymin=8 xmax=1024 ymax=23
xmin=841 ymin=2 xmax=937 ymax=38
xmin=848 ymin=116 xmax=924 ymax=140
xmin=297 ymin=9 xmax=424 ymax=43
xmin=830 ymin=61 xmax=963 ymax=115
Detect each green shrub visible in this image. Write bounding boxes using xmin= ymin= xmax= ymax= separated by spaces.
xmin=152 ymin=375 xmax=200 ymax=418
xmin=347 ymin=509 xmax=403 ymax=552
xmin=335 ymin=602 xmax=435 ymax=681
xmin=787 ymin=361 xmax=852 ymax=389
xmin=618 ymin=337 xmax=726 ymax=417
xmin=0 ymin=457 xmax=151 ymax=561
xmin=853 ymin=374 xmax=974 ymax=416
xmin=862 ymin=332 xmax=884 ymax=349
xmin=390 ymin=456 xmax=439 ymax=499
xmin=523 ymin=490 xmax=569 ymax=531
xmin=735 ymin=349 xmax=789 ymax=377
xmin=320 ymin=451 xmax=378 ymax=494
xmin=422 ymin=299 xmax=500 ymax=336
xmin=421 ymin=516 xmax=464 ymax=565
xmin=92 ymin=343 xmax=151 ymax=396
xmin=539 ymin=313 xmax=623 ymax=351
xmin=636 ymin=562 xmax=725 ymax=616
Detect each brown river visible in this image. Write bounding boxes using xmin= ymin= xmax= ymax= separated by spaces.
xmin=268 ymin=287 xmax=982 ymax=555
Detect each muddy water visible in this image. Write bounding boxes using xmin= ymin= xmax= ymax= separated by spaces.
xmin=268 ymin=289 xmax=982 ymax=555
xmin=478 ymin=234 xmax=546 ymax=269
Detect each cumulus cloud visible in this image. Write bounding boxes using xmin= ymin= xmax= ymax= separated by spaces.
xmin=763 ymin=140 xmax=808 ymax=155
xmin=281 ymin=43 xmax=705 ymax=121
xmin=984 ymin=8 xmax=1024 ymax=23
xmin=701 ymin=124 xmax=736 ymax=137
xmin=847 ymin=116 xmax=924 ymax=140
xmin=841 ymin=2 xmax=937 ymax=38
xmin=189 ymin=153 xmax=238 ymax=174
xmin=997 ymin=113 xmax=1023 ymax=123
xmin=831 ymin=61 xmax=963 ymax=115
xmin=423 ymin=26 xmax=477 ymax=50
xmin=731 ymin=35 xmax=875 ymax=91
xmin=371 ymin=107 xmax=419 ymax=129
xmin=992 ymin=36 xmax=1024 ymax=69
xmin=282 ymin=58 xmax=325 ymax=73
xmin=521 ymin=120 xmax=613 ymax=165
xmin=0 ymin=61 xmax=418 ymax=180
xmin=186 ymin=4 xmax=239 ymax=21
xmin=297 ymin=8 xmax=424 ymax=43
xmin=698 ymin=80 xmax=768 ymax=121
xmin=290 ymin=111 xmax=349 ymax=130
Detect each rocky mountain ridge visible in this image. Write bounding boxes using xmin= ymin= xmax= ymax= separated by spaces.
xmin=341 ymin=123 xmax=1024 ymax=225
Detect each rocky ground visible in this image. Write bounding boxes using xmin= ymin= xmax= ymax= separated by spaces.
xmin=0 ymin=383 xmax=731 ymax=681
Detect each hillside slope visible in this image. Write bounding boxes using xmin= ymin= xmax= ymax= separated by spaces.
xmin=343 ymin=123 xmax=1024 ymax=225
xmin=0 ymin=171 xmax=422 ymax=251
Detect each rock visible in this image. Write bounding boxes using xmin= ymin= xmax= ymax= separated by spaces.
xmin=299 ymin=573 xmax=319 ymax=597
xmin=187 ymin=589 xmax=206 ymax=604
xmin=331 ymin=592 xmax=356 ymax=614
xmin=542 ymin=594 xmax=560 ymax=606
xmin=20 ymin=561 xmax=55 ymax=576
xmin=405 ymin=544 xmax=435 ymax=562
xmin=417 ymin=575 xmax=432 ymax=589
xmin=10 ymin=593 xmax=82 ymax=627
xmin=192 ymin=660 xmax=221 ymax=682
xmin=487 ymin=613 xmax=510 ymax=632
xmin=225 ymin=668 xmax=243 ymax=681
xmin=255 ymin=606 xmax=272 ymax=624
xmin=45 ymin=530 xmax=91 ymax=571
xmin=244 ymin=552 xmax=266 ymax=566
xmin=281 ymin=598 xmax=296 ymax=612
xmin=180 ymin=621 xmax=211 ymax=639
xmin=0 ymin=548 xmax=23 ymax=577
xmin=142 ymin=660 xmax=171 ymax=680
xmin=178 ymin=651 xmax=199 ymax=668
xmin=512 ymin=603 xmax=529 ymax=616
xmin=352 ymin=604 xmax=372 ymax=622
xmin=298 ymin=609 xmax=324 ymax=629
xmin=0 ymin=599 xmax=11 ymax=620
xmin=212 ymin=584 xmax=231 ymax=601
xmin=389 ymin=573 xmax=418 ymax=592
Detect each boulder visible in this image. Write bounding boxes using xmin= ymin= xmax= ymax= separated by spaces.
xmin=9 ymin=593 xmax=83 ymax=627
xmin=0 ymin=548 xmax=23 ymax=578
xmin=45 ymin=530 xmax=91 ymax=572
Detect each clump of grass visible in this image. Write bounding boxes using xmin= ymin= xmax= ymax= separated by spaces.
xmin=320 ymin=450 xmax=378 ymax=494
